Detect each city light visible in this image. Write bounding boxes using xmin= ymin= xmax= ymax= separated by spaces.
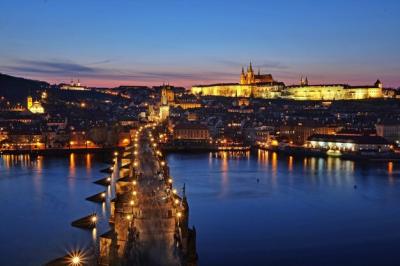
xmin=67 ymin=250 xmax=86 ymax=266
xmin=71 ymin=256 xmax=81 ymax=265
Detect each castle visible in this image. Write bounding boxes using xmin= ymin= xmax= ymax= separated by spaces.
xmin=240 ymin=62 xmax=274 ymax=85
xmin=192 ymin=63 xmax=284 ymax=98
xmin=191 ymin=63 xmax=384 ymax=100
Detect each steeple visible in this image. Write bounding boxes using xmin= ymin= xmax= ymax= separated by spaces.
xmin=249 ymin=61 xmax=253 ymax=73
xmin=375 ymin=79 xmax=382 ymax=88
xmin=240 ymin=67 xmax=246 ymax=84
xmin=305 ymin=76 xmax=309 ymax=86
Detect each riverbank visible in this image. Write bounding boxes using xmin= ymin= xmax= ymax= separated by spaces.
xmin=0 ymin=147 xmax=123 ymax=155
xmin=257 ymin=145 xmax=400 ymax=162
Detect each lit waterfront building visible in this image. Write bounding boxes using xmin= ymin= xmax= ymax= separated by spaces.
xmin=173 ymin=124 xmax=210 ymax=141
xmin=191 ymin=63 xmax=384 ymax=100
xmin=306 ymin=134 xmax=391 ymax=154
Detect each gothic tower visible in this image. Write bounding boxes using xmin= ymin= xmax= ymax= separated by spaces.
xmin=246 ymin=62 xmax=254 ymax=84
xmin=240 ymin=67 xmax=246 ymax=85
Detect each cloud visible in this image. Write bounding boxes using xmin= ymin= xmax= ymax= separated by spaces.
xmin=0 ymin=59 xmax=239 ymax=86
xmin=217 ymin=59 xmax=288 ymax=70
xmin=8 ymin=59 xmax=96 ymax=75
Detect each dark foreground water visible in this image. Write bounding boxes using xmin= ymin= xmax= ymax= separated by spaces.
xmin=0 ymin=151 xmax=400 ymax=265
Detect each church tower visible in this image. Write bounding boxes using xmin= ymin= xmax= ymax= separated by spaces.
xmin=246 ymin=62 xmax=254 ymax=84
xmin=240 ymin=67 xmax=246 ymax=85
xmin=375 ymin=79 xmax=383 ymax=89
xmin=27 ymin=96 xmax=33 ymax=109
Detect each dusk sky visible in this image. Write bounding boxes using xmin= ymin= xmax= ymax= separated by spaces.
xmin=0 ymin=0 xmax=399 ymax=88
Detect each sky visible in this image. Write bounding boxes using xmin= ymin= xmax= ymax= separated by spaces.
xmin=0 ymin=0 xmax=399 ymax=88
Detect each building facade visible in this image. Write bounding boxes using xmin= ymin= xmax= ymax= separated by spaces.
xmin=191 ymin=64 xmax=383 ymax=100
xmin=376 ymin=123 xmax=400 ymax=143
xmin=306 ymin=134 xmax=391 ymax=153
xmin=285 ymin=80 xmax=383 ymax=100
xmin=173 ymin=124 xmax=210 ymax=141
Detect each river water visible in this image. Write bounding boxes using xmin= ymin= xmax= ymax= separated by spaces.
xmin=0 ymin=151 xmax=400 ymax=265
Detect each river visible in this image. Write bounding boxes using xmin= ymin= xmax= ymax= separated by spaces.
xmin=0 ymin=151 xmax=399 ymax=265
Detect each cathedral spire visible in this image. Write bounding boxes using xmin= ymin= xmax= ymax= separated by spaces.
xmin=249 ymin=61 xmax=253 ymax=72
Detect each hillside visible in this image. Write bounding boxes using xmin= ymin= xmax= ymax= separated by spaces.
xmin=0 ymin=73 xmax=50 ymax=102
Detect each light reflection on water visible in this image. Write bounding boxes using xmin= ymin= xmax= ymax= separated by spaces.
xmin=0 ymin=151 xmax=399 ymax=266
xmin=0 ymin=153 xmax=111 ymax=266
xmin=167 ymin=150 xmax=400 ymax=266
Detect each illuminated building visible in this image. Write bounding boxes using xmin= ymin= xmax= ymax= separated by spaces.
xmin=240 ymin=62 xmax=274 ymax=85
xmin=191 ymin=63 xmax=284 ymax=98
xmin=26 ymin=96 xmax=45 ymax=114
xmin=285 ymin=79 xmax=383 ymax=100
xmin=60 ymin=80 xmax=89 ymax=91
xmin=173 ymin=124 xmax=210 ymax=140
xmin=278 ymin=123 xmax=339 ymax=145
xmin=161 ymin=86 xmax=175 ymax=104
xmin=191 ymin=63 xmax=384 ymax=100
xmin=173 ymin=97 xmax=201 ymax=109
xmin=159 ymin=105 xmax=170 ymax=121
xmin=306 ymin=134 xmax=391 ymax=153
xmin=159 ymin=87 xmax=170 ymax=121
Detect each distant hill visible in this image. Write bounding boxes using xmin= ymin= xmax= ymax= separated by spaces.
xmin=0 ymin=73 xmax=49 ymax=102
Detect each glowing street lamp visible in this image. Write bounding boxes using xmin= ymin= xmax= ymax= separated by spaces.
xmin=71 ymin=256 xmax=81 ymax=265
